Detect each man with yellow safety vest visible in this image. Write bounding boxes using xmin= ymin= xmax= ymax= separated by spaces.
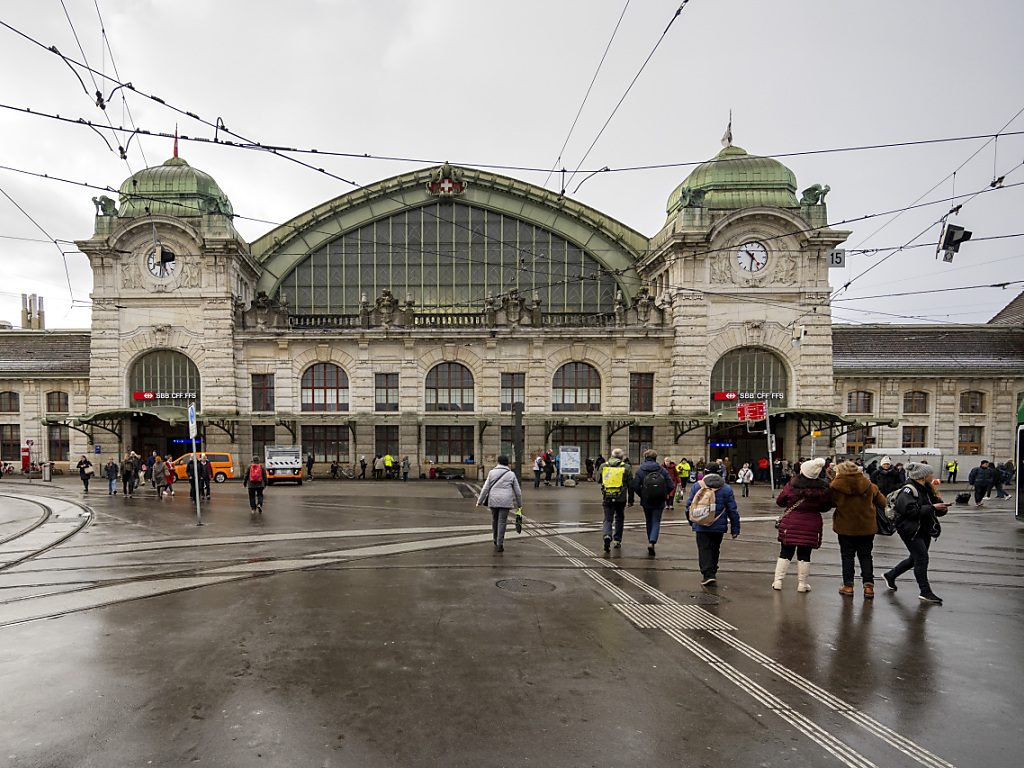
xmin=946 ymin=460 xmax=958 ymax=484
xmin=600 ymin=448 xmax=635 ymax=552
xmin=384 ymin=454 xmax=395 ymax=479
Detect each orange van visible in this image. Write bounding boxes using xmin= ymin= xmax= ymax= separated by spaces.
xmin=171 ymin=452 xmax=235 ymax=483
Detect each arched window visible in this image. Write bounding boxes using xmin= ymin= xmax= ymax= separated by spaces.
xmin=959 ymin=391 xmax=984 ymax=414
xmin=46 ymin=391 xmax=69 ymax=413
xmin=425 ymin=363 xmax=474 ymax=412
xmin=301 ymin=363 xmax=349 ymax=412
xmin=128 ymin=350 xmax=201 ymax=409
xmin=903 ymin=391 xmax=928 ymax=414
xmin=847 ymin=391 xmax=873 ymax=414
xmin=709 ymin=347 xmax=788 ymax=411
xmin=0 ymin=391 xmax=18 ymax=412
xmin=552 ymin=363 xmax=601 ymax=412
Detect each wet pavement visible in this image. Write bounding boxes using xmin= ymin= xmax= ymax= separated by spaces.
xmin=0 ymin=475 xmax=1021 ymax=767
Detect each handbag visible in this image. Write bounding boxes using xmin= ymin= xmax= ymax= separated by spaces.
xmin=83 ymin=465 xmax=95 ymax=476
xmin=776 ymin=498 xmax=802 ymax=529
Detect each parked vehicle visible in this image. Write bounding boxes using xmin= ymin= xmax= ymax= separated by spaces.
xmin=171 ymin=452 xmax=235 ymax=483
xmin=265 ymin=445 xmax=303 ymax=485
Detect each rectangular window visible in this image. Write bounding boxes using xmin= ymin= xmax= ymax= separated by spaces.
xmin=958 ymin=426 xmax=983 ymax=455
xmin=903 ymin=391 xmax=928 ymax=414
xmin=847 ymin=391 xmax=873 ymax=414
xmin=500 ymin=373 xmax=525 ymax=412
xmin=550 ymin=426 xmax=602 ymax=464
xmin=629 ymin=373 xmax=654 ymax=412
xmin=252 ymin=425 xmax=275 ymax=460
xmin=252 ymin=374 xmax=275 ymax=412
xmin=46 ymin=391 xmax=69 ymax=413
xmin=375 ymin=374 xmax=399 ymax=412
xmin=375 ymin=425 xmax=399 ymax=456
xmin=902 ymin=426 xmax=927 ymax=449
xmin=628 ymin=426 xmax=654 ymax=465
xmin=301 ymin=425 xmax=349 ymax=463
xmin=425 ymin=425 xmax=474 ymax=464
xmin=47 ymin=424 xmax=69 ymax=461
xmin=959 ymin=391 xmax=984 ymax=414
xmin=0 ymin=424 xmax=20 ymax=461
xmin=846 ymin=428 xmax=874 ymax=454
xmin=0 ymin=392 xmax=18 ymax=412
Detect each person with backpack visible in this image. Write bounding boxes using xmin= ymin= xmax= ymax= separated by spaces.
xmin=476 ymin=455 xmax=523 ymax=552
xmin=968 ymin=460 xmax=997 ymax=506
xmin=882 ymin=463 xmax=948 ymax=605
xmin=532 ymin=454 xmax=544 ymax=488
xmin=772 ymin=457 xmax=834 ymax=593
xmin=599 ymin=448 xmax=634 ymax=551
xmin=633 ymin=449 xmax=675 ymax=557
xmin=121 ymin=451 xmax=139 ymax=497
xmin=243 ymin=456 xmax=267 ymax=514
xmin=830 ymin=460 xmax=887 ymax=599
xmin=737 ymin=463 xmax=754 ymax=498
xmin=684 ymin=461 xmax=740 ymax=585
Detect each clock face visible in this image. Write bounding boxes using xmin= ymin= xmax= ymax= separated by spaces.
xmin=146 ymin=247 xmax=176 ymax=278
xmin=736 ymin=241 xmax=768 ymax=272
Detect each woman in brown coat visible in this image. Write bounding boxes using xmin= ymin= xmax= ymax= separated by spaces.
xmin=830 ymin=461 xmax=887 ymax=599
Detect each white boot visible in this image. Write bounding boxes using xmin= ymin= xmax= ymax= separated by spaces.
xmin=797 ymin=561 xmax=812 ymax=592
xmin=772 ymin=558 xmax=790 ymax=591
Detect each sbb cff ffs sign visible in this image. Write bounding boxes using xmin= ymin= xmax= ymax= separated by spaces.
xmin=738 ymin=401 xmax=767 ymax=421
xmin=714 ymin=392 xmax=738 ymax=401
xmin=133 ymin=392 xmax=155 ymax=400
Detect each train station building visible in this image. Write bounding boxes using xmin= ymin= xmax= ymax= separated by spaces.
xmin=2 ymin=145 xmax=1023 ymax=477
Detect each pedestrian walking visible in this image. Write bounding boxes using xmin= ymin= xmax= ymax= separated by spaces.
xmin=772 ymin=457 xmax=833 ymax=593
xmin=554 ymin=452 xmax=563 ymax=486
xmin=594 ymin=454 xmax=606 ymax=475
xmin=121 ymin=452 xmax=139 ymax=497
xmin=968 ymin=460 xmax=996 ymax=506
xmin=737 ymin=463 xmax=753 ymax=497
xmin=870 ymin=456 xmax=902 ymax=497
xmin=152 ymin=456 xmax=169 ymax=499
xmin=882 ymin=463 xmax=948 ymax=605
xmin=165 ymin=464 xmax=176 ymax=496
xmin=543 ymin=452 xmax=554 ymax=486
xmin=306 ymin=453 xmax=315 ymax=480
xmin=585 ymin=457 xmax=595 ymax=482
xmin=401 ymin=456 xmax=410 ymax=482
xmin=757 ymin=457 xmax=770 ymax=483
xmin=633 ymin=450 xmax=675 ymax=557
xmin=198 ymin=455 xmax=212 ymax=500
xmin=359 ymin=456 xmax=367 ymax=479
xmin=988 ymin=460 xmax=1011 ymax=500
xmin=945 ymin=460 xmax=958 ymax=484
xmin=104 ymin=457 xmax=119 ymax=495
xmin=373 ymin=454 xmax=385 ymax=480
xmin=677 ymin=458 xmax=691 ymax=497
xmin=599 ymin=448 xmax=634 ymax=551
xmin=684 ymin=461 xmax=740 ymax=584
xmin=476 ymin=455 xmax=522 ymax=552
xmin=830 ymin=460 xmax=887 ymax=598
xmin=662 ymin=457 xmax=679 ymax=509
xmin=146 ymin=450 xmax=157 ymax=487
xmin=76 ymin=455 xmax=93 ymax=492
xmin=244 ymin=455 xmax=267 ymax=514
xmin=533 ymin=454 xmax=544 ymax=488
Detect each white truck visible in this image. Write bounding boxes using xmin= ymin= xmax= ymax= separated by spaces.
xmin=265 ymin=445 xmax=303 ymax=485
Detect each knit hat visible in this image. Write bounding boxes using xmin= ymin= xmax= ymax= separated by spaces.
xmin=705 ymin=462 xmax=721 ymax=475
xmin=880 ymin=456 xmax=892 ymax=466
xmin=905 ymin=462 xmax=933 ymax=481
xmin=800 ymin=458 xmax=826 ymax=479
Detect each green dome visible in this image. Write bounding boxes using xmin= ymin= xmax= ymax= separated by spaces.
xmin=666 ymin=145 xmax=799 ymax=217
xmin=117 ymin=156 xmax=234 ymax=218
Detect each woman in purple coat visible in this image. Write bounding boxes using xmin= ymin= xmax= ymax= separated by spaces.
xmin=773 ymin=457 xmax=834 ymax=592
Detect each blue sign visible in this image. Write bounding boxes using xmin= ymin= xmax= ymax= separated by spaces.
xmin=172 ymin=438 xmax=202 ymax=444
xmin=709 ymin=442 xmax=734 ymax=448
xmin=94 ymin=444 xmax=102 ymax=454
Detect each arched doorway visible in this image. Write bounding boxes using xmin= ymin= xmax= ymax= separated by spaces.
xmin=707 ymin=347 xmax=788 ymax=471
xmin=126 ymin=350 xmax=201 ymax=460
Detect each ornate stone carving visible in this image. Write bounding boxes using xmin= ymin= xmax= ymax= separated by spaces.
xmin=92 ymin=195 xmax=117 ymax=216
xmin=614 ymin=290 xmax=626 ymax=326
xmin=634 ymin=287 xmax=652 ymax=324
xmin=710 ymin=254 xmax=732 ymax=284
xmin=122 ymin=257 xmax=141 ymax=289
xmin=501 ymin=289 xmax=524 ymax=324
xmin=425 ymin=162 xmax=468 ymax=197
xmin=800 ymin=184 xmax=830 ymax=205
xmin=771 ymin=254 xmax=798 ymax=285
xmin=153 ymin=324 xmax=171 ymax=347
xmin=177 ymin=256 xmax=202 ymax=289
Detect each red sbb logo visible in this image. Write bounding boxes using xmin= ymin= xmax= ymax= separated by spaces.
xmin=133 ymin=392 xmax=155 ymax=400
xmin=714 ymin=392 xmax=738 ymax=400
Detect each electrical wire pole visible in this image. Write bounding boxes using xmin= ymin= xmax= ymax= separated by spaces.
xmin=188 ymin=403 xmax=202 ymax=526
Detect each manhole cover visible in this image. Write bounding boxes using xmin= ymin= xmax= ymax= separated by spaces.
xmin=496 ymin=578 xmax=556 ymax=594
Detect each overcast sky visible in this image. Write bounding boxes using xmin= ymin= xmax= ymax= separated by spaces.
xmin=1 ymin=0 xmax=1022 ymax=329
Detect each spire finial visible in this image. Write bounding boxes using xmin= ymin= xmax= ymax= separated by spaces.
xmin=173 ymin=124 xmax=179 ymax=159
xmin=721 ymin=110 xmax=733 ymax=148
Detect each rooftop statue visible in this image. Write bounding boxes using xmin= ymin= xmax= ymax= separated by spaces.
xmin=800 ymin=184 xmax=830 ymax=206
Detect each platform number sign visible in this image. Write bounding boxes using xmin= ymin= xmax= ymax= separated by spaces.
xmin=827 ymin=249 xmax=846 ymax=268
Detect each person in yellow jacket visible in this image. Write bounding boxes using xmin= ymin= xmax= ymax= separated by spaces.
xmin=600 ymin=448 xmax=635 ymax=552
xmin=384 ymin=454 xmax=395 ymax=479
xmin=946 ymin=460 xmax=958 ymax=483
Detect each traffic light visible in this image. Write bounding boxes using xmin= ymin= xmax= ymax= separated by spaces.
xmin=937 ymin=223 xmax=972 ymax=263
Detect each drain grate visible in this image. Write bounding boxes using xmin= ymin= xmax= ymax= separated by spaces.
xmin=497 ymin=578 xmax=556 ymax=594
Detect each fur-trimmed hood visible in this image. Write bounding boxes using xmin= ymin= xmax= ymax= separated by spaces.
xmin=830 ymin=471 xmax=874 ymax=497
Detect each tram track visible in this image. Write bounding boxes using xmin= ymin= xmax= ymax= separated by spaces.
xmin=0 ymin=492 xmax=92 ymax=573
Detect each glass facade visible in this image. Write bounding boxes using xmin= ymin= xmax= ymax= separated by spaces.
xmin=278 ymin=202 xmax=616 ymax=314
xmin=128 ymin=350 xmax=201 ymax=409
xmin=709 ymin=348 xmax=788 ymax=411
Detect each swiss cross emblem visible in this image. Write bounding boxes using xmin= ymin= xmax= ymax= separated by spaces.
xmin=426 ymin=162 xmax=467 ymax=197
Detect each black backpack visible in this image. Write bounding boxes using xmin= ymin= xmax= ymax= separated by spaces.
xmin=641 ymin=469 xmax=668 ymax=507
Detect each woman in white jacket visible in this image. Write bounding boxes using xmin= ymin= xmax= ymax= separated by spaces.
xmin=476 ymin=455 xmax=523 ymax=552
